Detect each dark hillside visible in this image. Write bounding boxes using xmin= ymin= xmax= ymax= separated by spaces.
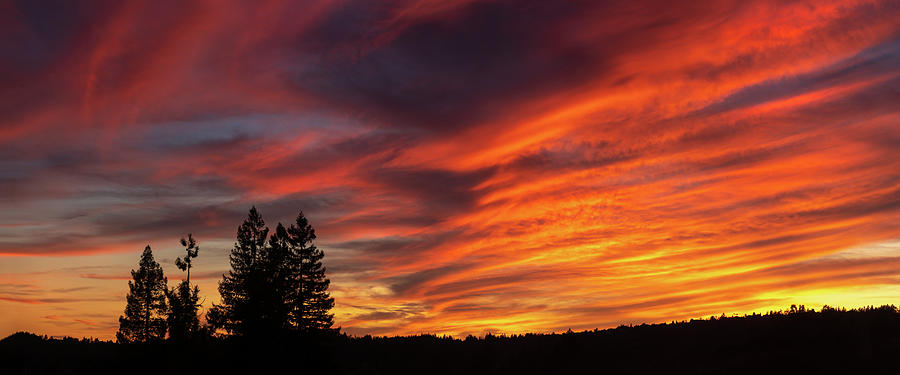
xmin=3 ymin=305 xmax=899 ymax=374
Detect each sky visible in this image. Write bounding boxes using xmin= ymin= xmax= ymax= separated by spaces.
xmin=1 ymin=0 xmax=899 ymax=340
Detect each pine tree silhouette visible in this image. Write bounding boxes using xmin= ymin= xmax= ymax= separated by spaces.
xmin=209 ymin=207 xmax=335 ymax=337
xmin=265 ymin=211 xmax=334 ymax=332
xmin=266 ymin=223 xmax=298 ymax=331
xmin=175 ymin=234 xmax=199 ymax=284
xmin=208 ymin=207 xmax=270 ymax=336
xmin=287 ymin=211 xmax=334 ymax=331
xmin=117 ymin=245 xmax=168 ymax=343
xmin=167 ymin=234 xmax=201 ymax=341
xmin=167 ymin=281 xmax=200 ymax=341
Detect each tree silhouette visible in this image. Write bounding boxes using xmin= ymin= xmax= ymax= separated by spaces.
xmin=266 ymin=212 xmax=334 ymax=332
xmin=208 ymin=206 xmax=271 ymax=336
xmin=9 ymin=304 xmax=900 ymax=373
xmin=209 ymin=207 xmax=335 ymax=337
xmin=175 ymin=234 xmax=199 ymax=284
xmin=167 ymin=234 xmax=201 ymax=341
xmin=167 ymin=281 xmax=201 ymax=341
xmin=286 ymin=212 xmax=334 ymax=331
xmin=117 ymin=245 xmax=168 ymax=343
xmin=265 ymin=223 xmax=298 ymax=332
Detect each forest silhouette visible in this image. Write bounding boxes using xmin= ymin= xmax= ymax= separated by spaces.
xmin=4 ymin=305 xmax=900 ymax=374
xmin=117 ymin=207 xmax=334 ymax=344
xmin=4 ymin=207 xmax=900 ymax=374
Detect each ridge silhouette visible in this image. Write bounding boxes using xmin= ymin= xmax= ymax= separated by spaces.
xmin=4 ymin=305 xmax=900 ymax=374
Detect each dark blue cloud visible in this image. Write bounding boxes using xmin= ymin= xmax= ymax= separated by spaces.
xmin=696 ymin=36 xmax=900 ymax=116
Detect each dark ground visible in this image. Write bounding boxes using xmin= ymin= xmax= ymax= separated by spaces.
xmin=3 ymin=305 xmax=899 ymax=374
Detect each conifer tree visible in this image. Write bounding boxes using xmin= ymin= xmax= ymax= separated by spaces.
xmin=167 ymin=281 xmax=201 ymax=341
xmin=209 ymin=207 xmax=335 ymax=337
xmin=167 ymin=234 xmax=201 ymax=341
xmin=266 ymin=223 xmax=299 ymax=331
xmin=209 ymin=206 xmax=270 ymax=336
xmin=286 ymin=211 xmax=334 ymax=331
xmin=117 ymin=245 xmax=168 ymax=343
xmin=175 ymin=234 xmax=199 ymax=284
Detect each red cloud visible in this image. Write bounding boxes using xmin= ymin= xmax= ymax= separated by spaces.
xmin=1 ymin=0 xmax=899 ymax=340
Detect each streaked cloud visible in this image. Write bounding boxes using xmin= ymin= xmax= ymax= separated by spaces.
xmin=1 ymin=0 xmax=899 ymax=339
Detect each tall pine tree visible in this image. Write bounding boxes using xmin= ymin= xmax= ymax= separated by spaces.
xmin=208 ymin=207 xmax=272 ymax=336
xmin=287 ymin=212 xmax=334 ymax=331
xmin=117 ymin=245 xmax=168 ymax=343
xmin=266 ymin=223 xmax=300 ymax=332
xmin=263 ymin=212 xmax=334 ymax=332
xmin=167 ymin=234 xmax=201 ymax=341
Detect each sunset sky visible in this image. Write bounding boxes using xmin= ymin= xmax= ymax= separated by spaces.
xmin=2 ymin=0 xmax=900 ymax=340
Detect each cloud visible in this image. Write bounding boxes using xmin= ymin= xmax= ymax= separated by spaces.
xmin=2 ymin=0 xmax=900 ymax=340
xmin=79 ymin=274 xmax=129 ymax=281
xmin=695 ymin=36 xmax=900 ymax=116
xmin=0 ymin=296 xmax=102 ymax=305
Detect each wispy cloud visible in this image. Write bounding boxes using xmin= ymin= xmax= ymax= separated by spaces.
xmin=1 ymin=0 xmax=899 ymax=339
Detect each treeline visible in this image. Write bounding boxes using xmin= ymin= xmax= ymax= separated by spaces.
xmin=4 ymin=305 xmax=900 ymax=374
xmin=116 ymin=206 xmax=335 ymax=343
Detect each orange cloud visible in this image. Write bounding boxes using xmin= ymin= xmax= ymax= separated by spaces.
xmin=1 ymin=0 xmax=899 ymax=340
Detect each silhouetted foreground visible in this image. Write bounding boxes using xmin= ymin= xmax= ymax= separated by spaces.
xmin=3 ymin=305 xmax=899 ymax=374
